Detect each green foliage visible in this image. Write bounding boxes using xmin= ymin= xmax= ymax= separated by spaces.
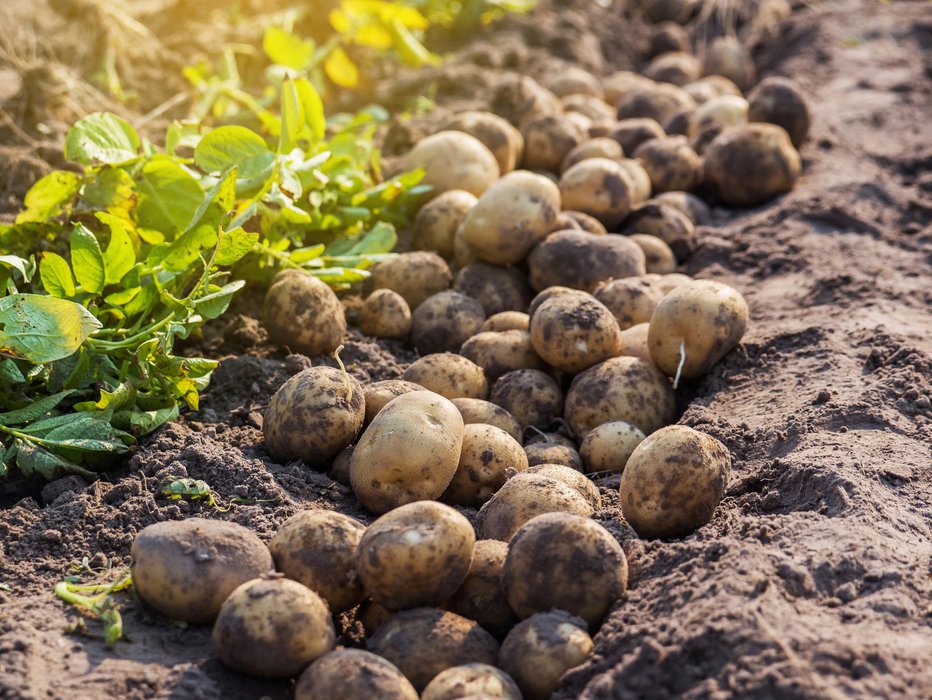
xmin=56 ymin=560 xmax=133 ymax=648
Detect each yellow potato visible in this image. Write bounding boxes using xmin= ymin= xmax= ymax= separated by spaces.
xmin=481 ymin=311 xmax=530 ymax=333
xmin=629 ymin=233 xmax=677 ymax=273
xmin=616 ymin=83 xmax=696 ymax=126
xmin=560 ymin=137 xmax=624 ymax=172
xmin=593 ymin=277 xmax=665 ymax=330
xmin=454 ymin=262 xmax=533 ymax=316
xmin=523 ymin=443 xmax=584 ymax=473
xmin=529 ymin=293 xmax=623 ymax=374
xmin=562 ymin=94 xmax=616 ymax=123
xmin=406 ymin=131 xmax=500 ymax=198
xmin=747 ymin=76 xmax=812 ymax=147
xmin=616 ymin=158 xmax=653 ymax=204
xmin=620 ymin=201 xmax=695 ymax=261
xmin=263 ymin=270 xmax=345 ymax=356
xmin=558 ymin=158 xmax=638 ymax=227
xmin=443 ymin=111 xmax=525 ymax=174
xmin=524 ymin=463 xmax=600 ymax=508
xmin=602 ymin=70 xmax=655 ymax=106
xmin=371 ymin=251 xmax=453 ymax=310
xmin=364 ymin=379 xmax=424 ymax=425
xmin=528 ymin=230 xmax=646 ymax=293
xmin=413 ymin=190 xmax=478 ymax=260
xmin=644 ymin=51 xmax=701 ymax=86
xmin=547 ymin=67 xmax=604 ymax=99
xmin=491 ymin=75 xmax=563 ymax=129
xmin=411 ymin=291 xmax=486 ymax=355
xmin=702 ymin=36 xmax=756 ymax=91
xmin=360 ymin=288 xmax=411 ymax=340
xmin=422 ymin=664 xmax=522 ymax=700
xmin=617 ymin=322 xmax=653 ymax=363
xmin=296 ymin=649 xmax=418 ymax=700
xmin=451 ymin=398 xmax=523 ymax=442
xmin=444 ymin=423 xmax=529 ymax=507
xmin=521 ymin=114 xmax=588 ymax=172
xmin=460 ymin=330 xmax=545 ymax=382
xmin=652 ymin=191 xmax=710 ymax=225
xmin=634 ymin=135 xmax=701 ymax=193
xmin=444 ymin=540 xmax=516 ymax=638
xmin=610 ymin=118 xmax=666 ymax=158
xmin=403 ymin=353 xmax=489 ymax=400
xmin=490 ymin=369 xmax=563 ymax=429
xmin=579 ymin=420 xmax=647 ymax=473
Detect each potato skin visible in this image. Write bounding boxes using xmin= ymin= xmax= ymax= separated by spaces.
xmin=521 ymin=114 xmax=588 ymax=173
xmin=444 ymin=424 xmax=529 ymax=507
xmin=602 ymin=70 xmax=655 ymax=107
xmin=371 ymin=252 xmax=453 ymax=310
xmin=296 ymin=649 xmax=418 ymax=700
xmin=616 ymin=83 xmax=696 ymax=126
xmin=747 ymin=76 xmax=811 ymax=147
xmin=454 ymin=262 xmax=534 ymax=316
xmin=360 ymin=289 xmax=411 ymax=340
xmin=562 ymin=94 xmax=616 ymax=123
xmin=444 ymin=541 xmax=517 ymax=639
xmin=610 ymin=118 xmax=666 ymax=157
xmin=490 ymin=369 xmax=563 ymax=430
xmin=634 ymin=135 xmax=701 ymax=193
xmin=619 ymin=425 xmax=730 ymax=538
xmin=580 ymin=420 xmax=647 ymax=473
xmin=269 ymin=510 xmax=365 ymax=613
xmin=452 ymin=398 xmax=523 ymax=443
xmin=406 ymin=131 xmax=500 ymax=198
xmin=212 ymin=577 xmax=335 ymax=677
xmin=422 ymin=664 xmax=522 ymax=700
xmin=560 ymin=137 xmax=623 ymax=172
xmin=621 ymin=201 xmax=695 ymax=262
xmin=264 ymin=366 xmax=365 ymax=465
xmin=411 ymin=291 xmax=486 ymax=355
xmin=460 ymin=330 xmax=545 ymax=382
xmin=630 ymin=233 xmax=677 ymax=273
xmin=364 ymin=379 xmax=424 ymax=425
xmin=558 ymin=158 xmax=637 ymax=228
xmin=529 ymin=293 xmax=623 ymax=374
xmin=491 ymin=74 xmax=563 ymax=129
xmin=561 ymin=210 xmax=609 ymax=235
xmin=350 ymin=391 xmax=465 ymax=513
xmin=616 ymin=158 xmax=653 ymax=204
xmin=131 ymin=519 xmax=273 ymax=625
xmin=593 ymin=276 xmax=665 ymax=330
xmin=702 ymin=36 xmax=756 ymax=91
xmin=413 ymin=190 xmax=478 ymax=260
xmin=481 ymin=311 xmax=530 ymax=333
xmin=644 ymin=51 xmax=701 ymax=86
xmin=617 ymin=322 xmax=652 ymax=363
xmin=367 ymin=608 xmax=500 ymax=692
xmin=443 ymin=111 xmax=524 ymax=174
xmin=524 ymin=464 xmax=600 ymax=508
xmin=524 ymin=443 xmax=583 ymax=472
xmin=263 ymin=270 xmax=345 ymax=356
xmin=403 ymin=353 xmax=489 ymax=400
xmin=547 ymin=67 xmax=604 ymax=99
xmin=648 ymin=279 xmax=749 ymax=380
xmin=652 ymin=190 xmax=710 ymax=225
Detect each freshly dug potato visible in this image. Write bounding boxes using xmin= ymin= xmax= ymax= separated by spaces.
xmin=358 ymin=598 xmax=394 ymax=636
xmin=644 ymin=51 xmax=701 ymax=86
xmin=444 ymin=424 xmax=529 ymax=507
xmin=460 ymin=330 xmax=545 ymax=381
xmin=350 ymin=391 xmax=465 ymax=513
xmin=477 ymin=472 xmax=594 ymax=541
xmin=411 ymin=291 xmax=486 ymax=355
xmin=454 ymin=262 xmax=534 ymax=315
xmin=521 ymin=114 xmax=588 ymax=172
xmin=630 ymin=233 xmax=677 ymax=273
xmin=357 ymin=501 xmax=475 ymax=610
xmin=602 ymin=70 xmax=655 ymax=106
xmin=443 ymin=111 xmax=525 ymax=174
xmin=649 ymin=21 xmax=690 ymax=57
xmin=747 ymin=76 xmax=812 ymax=147
xmin=454 ymin=223 xmax=480 ymax=270
xmin=587 ymin=117 xmax=619 ymax=139
xmin=663 ymin=107 xmax=693 ymax=137
xmin=580 ymin=420 xmax=647 ymax=473
xmin=367 ymin=608 xmax=500 ymax=692
xmin=212 ymin=577 xmax=335 ymax=677
xmin=619 ymin=425 xmax=730 ymax=538
xmin=617 ymin=322 xmax=653 ymax=363
xmin=460 ymin=171 xmax=561 ymax=265
xmin=526 ymin=287 xmax=587 ymax=319
xmin=648 ymin=279 xmax=749 ymax=383
xmin=593 ymin=277 xmax=665 ymax=329
xmin=610 ymin=118 xmax=666 ymax=156
xmin=530 ymin=293 xmax=623 ymax=374
xmin=634 ymin=135 xmax=701 ymax=193
xmin=131 ymin=520 xmax=272 ymax=625
xmin=642 ymin=0 xmax=699 ymax=23
xmin=503 ymin=512 xmax=628 ymax=626
xmin=264 ymin=366 xmax=365 ymax=465
xmin=560 ymin=137 xmax=623 ymax=172
xmin=562 ymin=210 xmax=609 ymax=235
xmin=360 ymin=289 xmax=411 ymax=340
xmin=444 ymin=541 xmax=516 ymax=638
xmin=702 ymin=36 xmax=756 ymax=91
xmin=652 ymin=190 xmax=710 ymax=225
xmin=529 ymin=230 xmax=646 ymax=293
xmin=422 ymin=664 xmax=522 ymax=700
xmin=525 ymin=464 xmax=600 ymax=508
xmin=687 ymin=94 xmax=749 ymax=141
xmin=364 ymin=379 xmax=424 ymax=425
xmin=413 ymin=190 xmax=479 ymax=260
xmin=329 ymin=444 xmax=354 ymax=485
xmin=490 ymin=369 xmax=563 ymax=429
xmin=703 ymin=123 xmax=801 ymax=206
xmin=655 ymin=271 xmax=693 ymax=295
xmin=452 ymin=398 xmax=523 ymax=442
xmin=558 ymin=158 xmax=638 ymax=227
xmin=547 ymin=67 xmax=604 ymax=99
xmin=616 ymin=83 xmax=695 ymax=126
xmin=620 ymin=201 xmax=695 ymax=261
xmin=616 ymin=157 xmax=653 ymax=204
xmin=561 ymin=94 xmax=616 ymax=123
xmin=371 ymin=252 xmax=453 ymax=310
xmin=685 ymin=74 xmax=742 ymax=102
xmin=564 ymin=110 xmax=594 ymax=134
xmin=403 ymin=353 xmax=488 ymax=400
xmin=564 ymin=356 xmax=677 ymax=437
xmin=296 ymin=649 xmax=418 ymax=700
xmin=263 ymin=270 xmax=345 ymax=356
xmin=499 ymin=611 xmax=594 ymax=700
xmin=406 ymin=131 xmax=500 ymax=198
xmin=524 ymin=443 xmax=583 ymax=472
xmin=481 ymin=311 xmax=529 ymax=333
xmin=491 ymin=75 xmax=563 ymax=129
xmin=524 ymin=431 xmax=577 ymax=449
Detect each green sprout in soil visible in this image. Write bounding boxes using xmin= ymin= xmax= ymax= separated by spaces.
xmin=55 ymin=563 xmax=133 ymax=648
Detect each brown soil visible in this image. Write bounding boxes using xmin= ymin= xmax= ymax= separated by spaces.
xmin=1 ymin=1 xmax=931 ymax=699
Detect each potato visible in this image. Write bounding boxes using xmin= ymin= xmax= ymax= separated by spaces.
xmin=616 ymin=83 xmax=695 ymax=126
xmin=702 ymin=36 xmax=756 ymax=91
xmin=263 ymin=270 xmax=345 ymax=356
xmin=655 ymin=271 xmax=693 ymax=295
xmin=521 ymin=114 xmax=588 ymax=173
xmin=524 ymin=443 xmax=583 ymax=472
xmin=460 ymin=330 xmax=545 ymax=382
xmin=529 ymin=231 xmax=646 ymax=293
xmin=413 ymin=190 xmax=479 ymax=260
xmin=452 ymin=398 xmax=523 ymax=443
xmin=561 ymin=210 xmax=609 ymax=235
xmin=703 ymin=123 xmax=801 ymax=206
xmin=558 ymin=158 xmax=637 ymax=228
xmin=296 ymin=649 xmax=418 ymax=700
xmin=360 ymin=289 xmax=412 ymax=340
xmin=547 ymin=67 xmax=604 ymax=99
xmin=687 ymin=94 xmax=749 ymax=141
xmin=406 ymin=131 xmax=500 ymax=198
xmin=530 ymin=293 xmax=623 ymax=374
xmin=481 ymin=311 xmax=529 ymax=333
xmin=564 ymin=111 xmax=594 ymax=135
xmin=358 ymin=598 xmax=394 ymax=636
xmin=619 ymin=425 xmax=730 ymax=538
xmin=444 ymin=541 xmax=516 ymax=638
xmin=212 ymin=577 xmax=335 ymax=677
xmin=587 ymin=117 xmax=619 ymax=139
xmin=411 ymin=291 xmax=486 ymax=355
xmin=687 ymin=74 xmax=742 ymax=101
xmin=423 ymin=664 xmax=522 ymax=700
xmin=593 ymin=277 xmax=665 ymax=329
xmin=620 ymin=201 xmax=695 ymax=261
xmin=747 ymin=76 xmax=811 ymax=147
xmin=491 ymin=75 xmax=563 ymax=129
xmin=443 ymin=111 xmax=525 ymax=174
xmin=580 ymin=420 xmax=646 ymax=473
xmin=264 ymin=366 xmax=365 ymax=465
xmin=503 ymin=512 xmax=628 ymax=626
xmin=477 ymin=472 xmax=594 ymax=541
xmin=610 ymin=118 xmax=666 ymax=156
xmin=564 ymin=356 xmax=677 ymax=437
xmin=616 ymin=157 xmax=653 ymax=204
xmin=461 ymin=171 xmax=561 ymax=265
xmin=490 ymin=369 xmax=563 ymax=430
xmin=629 ymin=233 xmax=677 ymax=273
xmin=616 ymin=322 xmax=652 ymax=363
xmin=642 ymin=0 xmax=699 ymax=23
xmin=524 ymin=464 xmax=600 ymax=508
xmin=498 ymin=610 xmax=594 ymax=700
xmin=402 ymin=353 xmax=488 ymax=400
xmin=652 ymin=190 xmax=710 ymax=225
xmin=454 ymin=223 xmax=480 ymax=270
xmin=367 ymin=608 xmax=500 ymax=692
xmin=357 ymin=501 xmax=475 ymax=610
xmin=602 ymin=70 xmax=655 ymax=107
xmin=663 ymin=107 xmax=693 ymax=137
xmin=560 ymin=137 xmax=624 ymax=172
xmin=364 ymin=379 xmax=424 ymax=425
xmin=131 ymin=520 xmax=272 ymax=625
xmin=648 ymin=279 xmax=748 ymax=384
xmin=634 ymin=135 xmax=701 ymax=193
xmin=644 ymin=51 xmax=701 ymax=86
xmin=444 ymin=424 xmax=529 ymax=507
xmin=454 ymin=262 xmax=533 ymax=315
xmin=329 ymin=444 xmax=354 ymax=485
xmin=350 ymin=391 xmax=465 ymax=513
xmin=524 ymin=430 xmax=576 ymax=448
xmin=649 ymin=21 xmax=690 ymax=57
xmin=561 ymin=94 xmax=616 ymax=123
xmin=371 ymin=252 xmax=453 ymax=310
xmin=527 ymin=285 xmax=589 ymax=318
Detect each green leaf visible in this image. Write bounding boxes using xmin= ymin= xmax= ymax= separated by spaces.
xmin=39 ymin=252 xmax=77 ymax=298
xmin=15 ymin=171 xmax=82 ymax=224
xmin=214 ymin=229 xmax=259 ymax=266
xmin=186 ymin=168 xmax=237 ymax=233
xmin=311 ymin=267 xmax=370 ymax=284
xmin=279 ymin=78 xmax=326 ymax=154
xmin=0 ymin=390 xmax=74 ymax=426
xmin=64 ymin=112 xmax=140 ymax=167
xmin=0 ymin=295 xmax=101 ymax=364
xmin=137 ymin=156 xmax=204 ymax=235
xmin=102 ymin=218 xmax=135 ymax=285
xmin=348 ymin=222 xmax=397 ymax=255
xmin=114 ymin=404 xmax=179 ymax=435
xmin=104 ymin=287 xmax=140 ymax=306
xmin=82 ymin=168 xmax=136 ymax=213
xmin=263 ymin=27 xmax=315 ymax=69
xmin=0 ymin=358 xmax=25 ymax=384
xmin=70 ymin=224 xmax=106 ymax=294
xmin=0 ymin=255 xmax=35 ymax=283
xmin=195 ymin=126 xmax=275 ymax=180
xmin=289 ymin=244 xmax=326 ymax=263
xmin=158 ymin=225 xmax=218 ymax=273
xmin=193 ymin=280 xmax=245 ymax=319
xmin=15 ymin=443 xmax=97 ymax=480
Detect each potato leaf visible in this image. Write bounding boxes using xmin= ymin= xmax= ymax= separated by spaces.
xmin=102 ymin=218 xmax=136 ymax=285
xmin=263 ymin=27 xmax=315 ymax=69
xmin=39 ymin=253 xmax=77 ymax=298
xmin=137 ymin=156 xmax=205 ymax=236
xmin=0 ymin=390 xmax=75 ymax=426
xmin=64 ymin=112 xmax=141 ymax=167
xmin=15 ymin=171 xmax=82 ymax=224
xmin=325 ymin=46 xmax=360 ymax=88
xmin=195 ymin=126 xmax=275 ymax=180
xmin=70 ymin=224 xmax=106 ymax=294
xmin=0 ymin=295 xmax=101 ymax=364
xmin=15 ymin=443 xmax=98 ymax=480
xmin=214 ymin=229 xmax=259 ymax=266
xmin=193 ymin=280 xmax=245 ymax=319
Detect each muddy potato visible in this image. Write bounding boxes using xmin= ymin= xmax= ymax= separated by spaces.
xmin=329 ymin=444 xmax=354 ymax=485
xmin=411 ymin=291 xmax=486 ymax=355
xmin=547 ymin=67 xmax=604 ymax=99
xmin=617 ymin=322 xmax=653 ymax=363
xmin=527 ymin=284 xmax=588 ymax=319
xmin=269 ymin=510 xmax=365 ymax=613
xmin=530 ymin=293 xmax=622 ymax=374
xmin=588 ymin=117 xmax=619 ymax=139
xmin=648 ymin=279 xmax=749 ymax=382
xmin=747 ymin=76 xmax=812 ymax=147
xmin=653 ymin=190 xmax=710 ymax=225
xmin=610 ymin=118 xmax=666 ymax=156
xmin=212 ymin=577 xmax=335 ymax=677
xmin=481 ymin=311 xmax=530 ymax=333
xmin=364 ymin=379 xmax=424 ymax=425
xmin=642 ymin=0 xmax=699 ymax=23
xmin=477 ymin=472 xmax=594 ymax=541
xmin=491 ymin=74 xmax=563 ymax=129
xmin=529 ymin=230 xmax=646 ymax=293
xmin=687 ymin=94 xmax=749 ymax=141
xmin=403 ymin=353 xmax=488 ymax=400
xmin=524 ymin=443 xmax=583 ymax=472
xmin=564 ymin=110 xmax=593 ymax=135
xmin=499 ymin=611 xmax=594 ymax=700
xmin=413 ymin=190 xmax=479 ymax=260
xmin=602 ymin=70 xmax=655 ymax=106
xmin=444 ymin=540 xmax=516 ymax=638
xmin=687 ymin=74 xmax=743 ymax=102
xmin=358 ymin=598 xmax=394 ymax=636
xmin=630 ymin=233 xmax=677 ymax=273
xmin=562 ymin=210 xmax=609 ymax=235
xmin=460 ymin=330 xmax=545 ymax=382
xmin=490 ymin=369 xmax=563 ymax=429
xmin=621 ymin=201 xmax=695 ymax=261
xmin=371 ymin=252 xmax=453 ymax=310
xmin=524 ymin=431 xmax=577 ymax=448
xmin=443 ymin=111 xmax=525 ymax=174
xmin=616 ymin=83 xmax=695 ymax=126
xmin=656 ymin=271 xmax=693 ymax=294
xmin=558 ymin=158 xmax=637 ymax=227
xmin=503 ymin=512 xmax=628 ymax=626
xmin=296 ymin=649 xmax=418 ymax=700
xmin=616 ymin=157 xmax=653 ymax=204
xmin=521 ymin=114 xmax=588 ymax=173
xmin=406 ymin=131 xmax=500 ymax=198
xmin=702 ymin=36 xmax=756 ymax=91
xmin=580 ymin=420 xmax=647 ymax=473
xmin=561 ymin=94 xmax=616 ymax=123
xmin=368 ymin=608 xmax=500 ymax=692
xmin=444 ymin=424 xmax=529 ymax=507
xmin=350 ymin=391 xmax=465 ymax=513
xmin=454 ymin=262 xmax=534 ymax=316
xmin=620 ymin=425 xmax=730 ymax=538
xmin=593 ymin=277 xmax=665 ymax=329
xmin=461 ymin=171 xmax=561 ymax=265
xmin=360 ymin=289 xmax=411 ymax=340
xmin=560 ymin=137 xmax=624 ymax=172
xmin=423 ymin=664 xmax=522 ymax=700
xmin=565 ymin=356 xmax=677 ymax=437
xmin=264 ymin=366 xmax=365 ymax=465
xmin=649 ymin=21 xmax=690 ymax=57
xmin=634 ymin=135 xmax=701 ymax=193
xmin=263 ymin=270 xmax=345 ymax=356
xmin=525 ymin=464 xmax=600 ymax=508
xmin=357 ymin=501 xmax=475 ymax=610
xmin=663 ymin=106 xmax=694 ymax=137
xmin=644 ymin=51 xmax=702 ymax=86
xmin=452 ymin=398 xmax=523 ymax=442
xmin=454 ymin=222 xmax=480 ymax=270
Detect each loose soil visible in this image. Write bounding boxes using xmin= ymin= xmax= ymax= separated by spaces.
xmin=1 ymin=1 xmax=930 ymax=699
